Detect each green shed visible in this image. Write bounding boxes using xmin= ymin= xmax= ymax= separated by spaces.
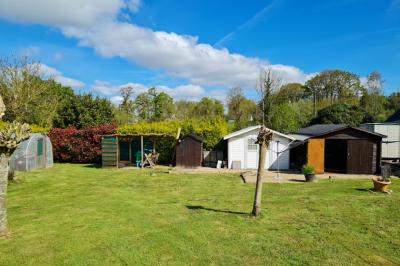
xmin=101 ymin=134 xmax=171 ymax=168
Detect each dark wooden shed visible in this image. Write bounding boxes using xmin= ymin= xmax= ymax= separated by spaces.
xmin=176 ymin=134 xmax=203 ymax=168
xmin=290 ymin=124 xmax=385 ymax=174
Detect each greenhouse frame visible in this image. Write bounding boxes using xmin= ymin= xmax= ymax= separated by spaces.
xmin=10 ymin=133 xmax=53 ymax=171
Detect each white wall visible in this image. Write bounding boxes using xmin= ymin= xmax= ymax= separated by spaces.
xmin=227 ymin=128 xmax=291 ymax=170
xmin=361 ymin=124 xmax=400 ymax=159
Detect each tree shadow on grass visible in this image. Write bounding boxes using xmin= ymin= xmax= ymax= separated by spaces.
xmin=83 ymin=164 xmax=102 ymax=169
xmin=288 ymin=179 xmax=306 ymax=183
xmin=186 ymin=205 xmax=249 ymax=216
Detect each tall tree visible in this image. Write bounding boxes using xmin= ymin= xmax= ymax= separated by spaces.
xmin=193 ymin=97 xmax=224 ymax=120
xmin=256 ymin=68 xmax=281 ymax=125
xmin=54 ymin=94 xmax=115 ymax=128
xmin=273 ymin=83 xmax=307 ymax=104
xmin=0 ymin=56 xmax=59 ymax=127
xmin=360 ymin=71 xmax=386 ymax=121
xmin=135 ymin=87 xmax=174 ymax=122
xmin=305 ymin=70 xmax=362 ymax=116
xmin=174 ymin=100 xmax=197 ymax=120
xmin=227 ymin=87 xmax=256 ymax=129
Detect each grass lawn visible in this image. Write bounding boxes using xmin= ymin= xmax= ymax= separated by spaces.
xmin=1 ymin=164 xmax=399 ymax=265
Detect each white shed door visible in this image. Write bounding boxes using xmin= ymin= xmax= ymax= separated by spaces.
xmin=245 ymin=137 xmax=258 ymax=169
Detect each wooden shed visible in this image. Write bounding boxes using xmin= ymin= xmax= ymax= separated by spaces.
xmin=289 ymin=124 xmax=385 ymax=174
xmin=175 ymin=134 xmax=203 ymax=168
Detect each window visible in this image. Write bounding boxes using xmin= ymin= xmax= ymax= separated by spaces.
xmin=247 ymin=138 xmax=258 ymax=151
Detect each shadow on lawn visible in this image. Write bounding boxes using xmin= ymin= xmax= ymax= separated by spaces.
xmin=186 ymin=205 xmax=249 ymax=215
xmin=288 ymin=179 xmax=306 ymax=183
xmin=83 ymin=164 xmax=102 ymax=169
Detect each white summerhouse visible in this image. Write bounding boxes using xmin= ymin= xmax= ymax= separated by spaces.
xmin=224 ymin=125 xmax=294 ymax=170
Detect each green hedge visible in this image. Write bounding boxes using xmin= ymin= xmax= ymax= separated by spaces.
xmin=0 ymin=121 xmax=48 ymax=133
xmin=117 ymin=119 xmax=230 ymax=164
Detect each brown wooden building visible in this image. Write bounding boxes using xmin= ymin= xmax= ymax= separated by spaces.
xmin=176 ymin=134 xmax=203 ymax=168
xmin=290 ymin=124 xmax=385 ymax=174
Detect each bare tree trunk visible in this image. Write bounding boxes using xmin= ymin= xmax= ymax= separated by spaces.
xmin=0 ymin=154 xmax=9 ymax=235
xmin=252 ymin=140 xmax=267 ymax=217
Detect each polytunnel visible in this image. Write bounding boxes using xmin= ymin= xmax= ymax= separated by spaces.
xmin=10 ymin=133 xmax=53 ymax=171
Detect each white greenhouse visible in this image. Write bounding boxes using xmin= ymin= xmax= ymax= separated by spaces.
xmin=10 ymin=133 xmax=53 ymax=171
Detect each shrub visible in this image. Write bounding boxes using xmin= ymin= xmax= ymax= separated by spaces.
xmin=302 ymin=165 xmax=315 ymax=175
xmin=49 ymin=124 xmax=117 ymax=163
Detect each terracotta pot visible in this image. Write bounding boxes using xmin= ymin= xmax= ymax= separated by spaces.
xmin=372 ymin=177 xmax=391 ymax=192
xmin=305 ymin=173 xmax=316 ymax=182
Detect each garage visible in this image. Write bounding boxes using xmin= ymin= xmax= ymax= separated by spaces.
xmin=290 ymin=124 xmax=384 ymax=174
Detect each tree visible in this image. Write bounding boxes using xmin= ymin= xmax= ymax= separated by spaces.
xmin=311 ymin=103 xmax=374 ymax=126
xmin=268 ymin=103 xmax=300 ymax=133
xmin=386 ymin=92 xmax=400 ymax=113
xmin=273 ymin=83 xmax=306 ymax=104
xmin=119 ymin=86 xmax=135 ymax=114
xmin=54 ymin=94 xmax=115 ymax=129
xmin=154 ymin=92 xmax=174 ymax=121
xmin=0 ymin=95 xmax=30 ymax=234
xmin=193 ymin=97 xmax=224 ymax=120
xmin=305 ymin=70 xmax=362 ymax=116
xmin=256 ymin=68 xmax=281 ymax=125
xmin=135 ymin=87 xmax=174 ymax=122
xmin=360 ymin=71 xmax=386 ymax=121
xmin=174 ymin=100 xmax=197 ymax=120
xmin=0 ymin=56 xmax=59 ymax=127
xmin=252 ymin=126 xmax=273 ymax=217
xmin=227 ymin=87 xmax=256 ymax=129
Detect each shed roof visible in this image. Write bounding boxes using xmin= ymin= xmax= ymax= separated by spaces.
xmin=386 ymin=109 xmax=400 ymax=123
xmin=182 ymin=133 xmax=203 ymax=142
xmin=296 ymin=124 xmax=385 ymax=139
xmin=223 ymin=125 xmax=295 ymax=141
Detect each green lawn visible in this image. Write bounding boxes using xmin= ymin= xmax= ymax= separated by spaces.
xmin=1 ymin=164 xmax=399 ymax=265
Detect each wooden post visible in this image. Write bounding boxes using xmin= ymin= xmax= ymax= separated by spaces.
xmin=116 ymin=136 xmax=119 ymax=168
xmin=141 ymin=135 xmax=144 ymax=169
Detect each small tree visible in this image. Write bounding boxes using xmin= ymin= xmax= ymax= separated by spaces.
xmin=0 ymin=120 xmax=30 ymax=234
xmin=252 ymin=126 xmax=273 ymax=217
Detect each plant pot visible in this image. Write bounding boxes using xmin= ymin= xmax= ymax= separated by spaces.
xmin=304 ymin=173 xmax=316 ymax=182
xmin=372 ymin=177 xmax=391 ymax=192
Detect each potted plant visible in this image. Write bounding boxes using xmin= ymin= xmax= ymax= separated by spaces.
xmin=372 ymin=166 xmax=391 ymax=193
xmin=303 ymin=164 xmax=316 ymax=182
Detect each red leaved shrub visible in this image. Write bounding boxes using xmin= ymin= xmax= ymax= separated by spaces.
xmin=49 ymin=124 xmax=117 ymax=163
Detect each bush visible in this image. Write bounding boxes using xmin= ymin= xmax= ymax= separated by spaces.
xmin=118 ymin=119 xmax=230 ymax=164
xmin=302 ymin=165 xmax=315 ymax=175
xmin=49 ymin=124 xmax=117 ymax=163
xmin=118 ymin=118 xmax=229 ymax=150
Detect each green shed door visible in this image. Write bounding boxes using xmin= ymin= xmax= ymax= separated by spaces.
xmin=119 ymin=140 xmax=130 ymax=161
xmin=37 ymin=138 xmax=44 ymax=156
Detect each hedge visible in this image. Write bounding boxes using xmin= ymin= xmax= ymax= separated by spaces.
xmin=49 ymin=124 xmax=117 ymax=163
xmin=118 ymin=119 xmax=230 ymax=164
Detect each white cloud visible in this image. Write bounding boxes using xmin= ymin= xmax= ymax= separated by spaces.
xmin=0 ymin=0 xmax=312 ymax=88
xmin=92 ymin=81 xmax=225 ymax=102
xmin=37 ymin=63 xmax=85 ymax=88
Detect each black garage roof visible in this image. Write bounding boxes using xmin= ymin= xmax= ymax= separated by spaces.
xmin=297 ymin=124 xmax=385 ymax=138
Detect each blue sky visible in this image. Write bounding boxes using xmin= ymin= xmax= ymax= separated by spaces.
xmin=0 ymin=0 xmax=399 ymax=104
